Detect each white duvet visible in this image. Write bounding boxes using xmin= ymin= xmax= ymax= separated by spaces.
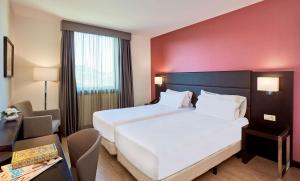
xmin=93 ymin=104 xmax=193 ymax=142
xmin=115 ymin=111 xmax=248 ymax=180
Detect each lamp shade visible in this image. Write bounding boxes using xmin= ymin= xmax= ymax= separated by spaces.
xmin=154 ymin=76 xmax=163 ymax=85
xmin=257 ymin=77 xmax=279 ymax=92
xmin=33 ymin=67 xmax=58 ymax=81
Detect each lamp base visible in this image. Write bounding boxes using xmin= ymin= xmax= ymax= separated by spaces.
xmin=44 ymin=81 xmax=47 ymax=110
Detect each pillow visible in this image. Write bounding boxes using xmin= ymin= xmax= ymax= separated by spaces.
xmin=158 ymin=92 xmax=186 ymax=108
xmin=195 ymin=95 xmax=241 ymax=120
xmin=200 ymin=90 xmax=247 ymax=118
xmin=166 ymin=89 xmax=193 ymax=107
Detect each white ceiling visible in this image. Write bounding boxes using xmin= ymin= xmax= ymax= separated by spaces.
xmin=11 ymin=0 xmax=263 ymax=37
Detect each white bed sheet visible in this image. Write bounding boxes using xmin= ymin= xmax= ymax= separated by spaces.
xmin=115 ymin=111 xmax=248 ymax=180
xmin=93 ymin=104 xmax=193 ymax=142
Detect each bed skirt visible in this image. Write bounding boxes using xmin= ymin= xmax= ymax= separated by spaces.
xmin=101 ymin=137 xmax=117 ymax=155
xmin=117 ymin=141 xmax=241 ymax=181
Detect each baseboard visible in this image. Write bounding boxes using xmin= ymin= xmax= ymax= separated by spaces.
xmin=291 ymin=160 xmax=300 ymax=169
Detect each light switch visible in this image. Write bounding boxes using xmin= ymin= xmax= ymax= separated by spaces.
xmin=264 ymin=114 xmax=276 ymax=121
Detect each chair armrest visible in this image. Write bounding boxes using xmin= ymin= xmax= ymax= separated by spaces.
xmin=33 ymin=109 xmax=60 ymax=120
xmin=23 ymin=115 xmax=53 ymax=138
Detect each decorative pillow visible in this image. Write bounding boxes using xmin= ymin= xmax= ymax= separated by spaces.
xmin=195 ymin=95 xmax=241 ymax=120
xmin=166 ymin=89 xmax=193 ymax=107
xmin=158 ymin=92 xmax=186 ymax=108
xmin=200 ymin=90 xmax=247 ymax=118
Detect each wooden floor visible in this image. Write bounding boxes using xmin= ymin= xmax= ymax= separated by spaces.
xmin=62 ymin=139 xmax=300 ymax=181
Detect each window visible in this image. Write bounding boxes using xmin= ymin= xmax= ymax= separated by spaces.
xmin=74 ymin=32 xmax=119 ymax=92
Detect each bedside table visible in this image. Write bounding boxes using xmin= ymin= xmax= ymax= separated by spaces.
xmin=242 ymin=125 xmax=291 ymax=177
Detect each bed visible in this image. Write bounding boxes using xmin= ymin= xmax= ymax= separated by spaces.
xmin=115 ymin=71 xmax=252 ymax=180
xmin=93 ymin=103 xmax=193 ymax=155
xmin=115 ymin=111 xmax=248 ymax=180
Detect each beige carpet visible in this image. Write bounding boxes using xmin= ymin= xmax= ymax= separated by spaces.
xmin=61 ymin=139 xmax=300 ymax=181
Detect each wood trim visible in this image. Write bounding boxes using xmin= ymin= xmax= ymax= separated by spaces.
xmin=244 ymin=128 xmax=280 ymax=141
xmin=61 ymin=20 xmax=131 ymax=40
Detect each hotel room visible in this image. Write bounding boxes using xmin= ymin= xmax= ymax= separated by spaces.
xmin=0 ymin=0 xmax=300 ymax=181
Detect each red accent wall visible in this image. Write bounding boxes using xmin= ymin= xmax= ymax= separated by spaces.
xmin=151 ymin=0 xmax=300 ymax=162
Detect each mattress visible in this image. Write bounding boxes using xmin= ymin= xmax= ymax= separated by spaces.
xmin=93 ymin=104 xmax=193 ymax=143
xmin=115 ymin=111 xmax=248 ymax=180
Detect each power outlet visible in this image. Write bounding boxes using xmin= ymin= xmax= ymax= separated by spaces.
xmin=264 ymin=114 xmax=276 ymax=122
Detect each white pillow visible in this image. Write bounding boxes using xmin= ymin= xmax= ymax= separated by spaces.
xmin=195 ymin=95 xmax=241 ymax=120
xmin=166 ymin=89 xmax=193 ymax=107
xmin=158 ymin=92 xmax=186 ymax=108
xmin=200 ymin=90 xmax=247 ymax=118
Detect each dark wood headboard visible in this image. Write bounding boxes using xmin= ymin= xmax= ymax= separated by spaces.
xmin=156 ymin=71 xmax=252 ymax=119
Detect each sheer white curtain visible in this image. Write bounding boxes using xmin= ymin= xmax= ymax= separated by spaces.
xmin=74 ymin=32 xmax=120 ymax=128
xmin=74 ymin=32 xmax=119 ymax=92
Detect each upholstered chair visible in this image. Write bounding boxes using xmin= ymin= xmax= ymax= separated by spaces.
xmin=67 ymin=128 xmax=101 ymax=181
xmin=12 ymin=101 xmax=61 ymax=139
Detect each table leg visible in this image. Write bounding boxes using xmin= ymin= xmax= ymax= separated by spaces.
xmin=242 ymin=131 xmax=255 ymax=164
xmin=286 ymin=135 xmax=290 ymax=171
xmin=278 ymin=137 xmax=283 ymax=177
xmin=242 ymin=129 xmax=247 ymax=163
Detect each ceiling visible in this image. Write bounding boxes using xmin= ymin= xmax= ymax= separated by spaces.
xmin=11 ymin=0 xmax=263 ymax=37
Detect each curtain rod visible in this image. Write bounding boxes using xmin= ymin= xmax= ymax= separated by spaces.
xmin=61 ymin=20 xmax=131 ymax=40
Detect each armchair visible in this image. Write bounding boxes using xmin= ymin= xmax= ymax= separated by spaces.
xmin=12 ymin=101 xmax=61 ymax=139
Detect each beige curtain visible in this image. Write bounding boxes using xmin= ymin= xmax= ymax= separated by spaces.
xmin=78 ymin=91 xmax=119 ymax=129
xmin=74 ymin=32 xmax=120 ymax=129
xmin=63 ymin=21 xmax=134 ymax=130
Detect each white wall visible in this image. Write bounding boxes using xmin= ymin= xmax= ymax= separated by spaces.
xmin=11 ymin=7 xmax=61 ymax=110
xmin=0 ymin=0 xmax=11 ymax=110
xmin=131 ymin=35 xmax=151 ymax=105
xmin=10 ymin=5 xmax=151 ymax=109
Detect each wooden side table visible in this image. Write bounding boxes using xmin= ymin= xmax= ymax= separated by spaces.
xmin=0 ymin=115 xmax=23 ymax=165
xmin=13 ymin=135 xmax=73 ymax=181
xmin=242 ymin=125 xmax=290 ymax=177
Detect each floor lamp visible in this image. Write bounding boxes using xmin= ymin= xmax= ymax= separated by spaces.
xmin=33 ymin=67 xmax=58 ymax=110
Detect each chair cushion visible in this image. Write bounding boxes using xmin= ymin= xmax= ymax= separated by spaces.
xmin=52 ymin=119 xmax=61 ymax=133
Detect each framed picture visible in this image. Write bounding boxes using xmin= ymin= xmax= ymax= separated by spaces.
xmin=3 ymin=36 xmax=14 ymax=78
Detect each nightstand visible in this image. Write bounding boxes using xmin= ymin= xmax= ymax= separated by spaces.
xmin=242 ymin=125 xmax=291 ymax=177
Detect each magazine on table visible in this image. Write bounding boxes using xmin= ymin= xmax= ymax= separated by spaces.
xmin=0 ymin=157 xmax=62 ymax=181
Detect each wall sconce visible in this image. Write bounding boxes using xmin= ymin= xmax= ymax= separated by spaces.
xmin=257 ymin=77 xmax=279 ymax=95
xmin=154 ymin=76 xmax=163 ymax=85
xmin=154 ymin=76 xmax=163 ymax=99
